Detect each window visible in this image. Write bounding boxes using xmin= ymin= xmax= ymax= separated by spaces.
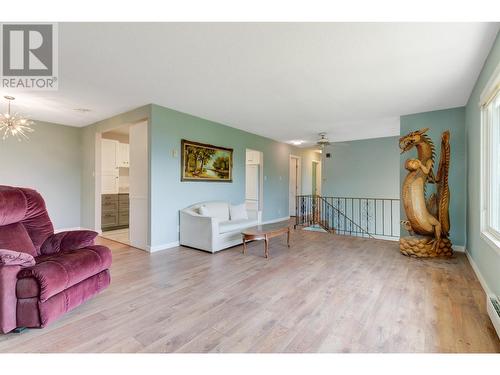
xmin=480 ymin=63 xmax=500 ymax=253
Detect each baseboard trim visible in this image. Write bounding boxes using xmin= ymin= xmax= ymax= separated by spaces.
xmin=465 ymin=248 xmax=493 ymax=296
xmin=147 ymin=241 xmax=180 ymax=253
xmin=465 ymin=249 xmax=500 ymax=339
xmin=262 ymin=216 xmax=290 ymax=225
xmin=372 ymin=235 xmax=399 ymax=242
xmin=453 ymin=245 xmax=466 ymax=253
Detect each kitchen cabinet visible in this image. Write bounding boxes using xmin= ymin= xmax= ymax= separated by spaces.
xmin=118 ymin=143 xmax=130 ymax=167
xmin=101 ymin=139 xmax=130 ymax=194
xmin=101 ymin=139 xmax=119 ymax=194
xmin=101 ymin=193 xmax=129 ymax=230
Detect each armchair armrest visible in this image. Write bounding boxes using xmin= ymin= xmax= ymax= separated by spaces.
xmin=40 ymin=230 xmax=98 ymax=255
xmin=0 ymin=249 xmax=35 ymax=267
xmin=0 ymin=249 xmax=35 ymax=333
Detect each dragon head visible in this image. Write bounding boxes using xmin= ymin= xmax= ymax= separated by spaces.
xmin=399 ymin=128 xmax=429 ymax=154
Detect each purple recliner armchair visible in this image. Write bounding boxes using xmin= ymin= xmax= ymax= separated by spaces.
xmin=0 ymin=185 xmax=111 ymax=333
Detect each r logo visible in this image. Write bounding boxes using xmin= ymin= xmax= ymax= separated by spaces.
xmin=2 ymin=24 xmax=53 ymax=76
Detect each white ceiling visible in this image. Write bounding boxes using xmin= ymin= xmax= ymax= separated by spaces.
xmin=1 ymin=23 xmax=498 ymax=145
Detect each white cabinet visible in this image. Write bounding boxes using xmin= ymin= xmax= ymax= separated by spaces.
xmin=118 ymin=143 xmax=130 ymax=167
xmin=246 ymin=150 xmax=260 ymax=164
xmin=101 ymin=139 xmax=130 ymax=194
xmin=102 ymin=139 xmax=118 ymax=171
xmin=101 ymin=139 xmax=119 ymax=194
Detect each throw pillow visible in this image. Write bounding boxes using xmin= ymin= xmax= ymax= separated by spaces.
xmin=230 ymin=203 xmax=248 ymax=221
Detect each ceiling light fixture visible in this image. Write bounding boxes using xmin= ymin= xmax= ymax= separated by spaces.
xmin=0 ymin=96 xmax=34 ymax=141
xmin=290 ymin=140 xmax=304 ymax=146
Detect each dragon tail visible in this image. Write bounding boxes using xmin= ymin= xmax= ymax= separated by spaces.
xmin=437 ymin=130 xmax=451 ymax=236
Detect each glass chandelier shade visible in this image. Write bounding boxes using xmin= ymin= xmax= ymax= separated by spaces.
xmin=0 ymin=96 xmax=34 ymax=141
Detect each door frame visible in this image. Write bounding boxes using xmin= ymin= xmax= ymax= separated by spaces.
xmin=289 ymin=154 xmax=302 ymax=216
xmin=245 ymin=149 xmax=264 ymax=216
xmin=312 ymin=159 xmax=322 ymax=195
xmin=94 ymin=120 xmax=149 ymax=250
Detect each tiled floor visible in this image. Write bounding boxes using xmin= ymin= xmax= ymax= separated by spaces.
xmin=100 ymin=228 xmax=130 ymax=245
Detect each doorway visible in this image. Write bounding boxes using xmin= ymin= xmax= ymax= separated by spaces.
xmin=245 ymin=149 xmax=263 ymax=214
xmin=312 ymin=160 xmax=321 ymax=196
xmin=289 ymin=155 xmax=301 ymax=216
xmin=95 ymin=120 xmax=149 ymax=250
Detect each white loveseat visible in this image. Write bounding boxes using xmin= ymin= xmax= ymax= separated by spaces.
xmin=180 ymin=201 xmax=261 ymax=253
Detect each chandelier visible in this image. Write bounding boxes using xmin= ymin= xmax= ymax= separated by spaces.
xmin=0 ymin=96 xmax=34 ymax=141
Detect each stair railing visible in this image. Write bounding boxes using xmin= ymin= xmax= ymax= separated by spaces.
xmin=295 ymin=195 xmax=400 ymax=239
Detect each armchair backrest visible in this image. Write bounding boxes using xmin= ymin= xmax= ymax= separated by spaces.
xmin=0 ymin=186 xmax=54 ymax=257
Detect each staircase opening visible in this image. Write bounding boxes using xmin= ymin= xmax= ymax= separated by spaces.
xmin=295 ymin=195 xmax=400 ymax=240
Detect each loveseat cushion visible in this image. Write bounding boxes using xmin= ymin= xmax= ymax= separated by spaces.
xmin=17 ymin=245 xmax=112 ymax=302
xmin=219 ymin=219 xmax=258 ymax=234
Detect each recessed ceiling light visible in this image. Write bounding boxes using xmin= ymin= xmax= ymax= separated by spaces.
xmin=73 ymin=108 xmax=92 ymax=113
xmin=290 ymin=140 xmax=304 ymax=146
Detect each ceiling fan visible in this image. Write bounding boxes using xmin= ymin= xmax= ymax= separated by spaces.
xmin=316 ymin=132 xmax=330 ymax=148
xmin=315 ymin=132 xmax=349 ymax=153
xmin=315 ymin=132 xmax=331 ymax=148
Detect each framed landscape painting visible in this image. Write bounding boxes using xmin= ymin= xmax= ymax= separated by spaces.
xmin=181 ymin=139 xmax=233 ymax=182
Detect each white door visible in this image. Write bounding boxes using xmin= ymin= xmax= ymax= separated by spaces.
xmin=101 ymin=139 xmax=119 ymax=194
xmin=289 ymin=158 xmax=298 ymax=215
xmin=129 ymin=121 xmax=149 ymax=251
xmin=315 ymin=161 xmax=322 ymax=195
xmin=245 ymin=164 xmax=259 ymax=211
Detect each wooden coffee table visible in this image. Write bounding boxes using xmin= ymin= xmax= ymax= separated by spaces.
xmin=242 ymin=221 xmax=291 ymax=258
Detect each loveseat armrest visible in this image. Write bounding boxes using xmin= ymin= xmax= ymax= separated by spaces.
xmin=40 ymin=230 xmax=98 ymax=255
xmin=180 ymin=210 xmax=218 ymax=251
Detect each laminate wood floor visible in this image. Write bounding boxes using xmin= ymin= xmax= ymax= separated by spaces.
xmin=0 ymin=229 xmax=498 ymax=353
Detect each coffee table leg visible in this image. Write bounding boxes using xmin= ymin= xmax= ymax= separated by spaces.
xmin=243 ymin=236 xmax=247 ymax=255
xmin=287 ymin=229 xmax=290 ymax=248
xmin=265 ymin=234 xmax=269 ymax=258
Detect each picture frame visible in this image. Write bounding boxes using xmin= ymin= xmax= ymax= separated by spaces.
xmin=181 ymin=139 xmax=233 ymax=182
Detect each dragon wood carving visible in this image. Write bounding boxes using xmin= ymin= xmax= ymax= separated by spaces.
xmin=399 ymin=128 xmax=452 ymax=257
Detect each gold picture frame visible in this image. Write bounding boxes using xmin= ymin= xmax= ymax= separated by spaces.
xmin=181 ymin=139 xmax=233 ymax=182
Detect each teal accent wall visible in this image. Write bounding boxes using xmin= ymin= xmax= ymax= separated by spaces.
xmin=149 ymin=104 xmax=311 ymax=247
xmin=465 ymin=31 xmax=500 ymax=296
xmin=400 ymin=107 xmax=466 ymax=247
xmin=322 ymin=136 xmax=400 ymax=199
xmin=0 ymin=120 xmax=82 ymax=229
xmin=80 ymin=105 xmax=150 ymax=231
